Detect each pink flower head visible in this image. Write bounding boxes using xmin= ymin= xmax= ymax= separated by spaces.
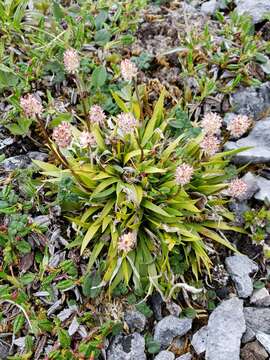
xmin=20 ymin=94 xmax=43 ymax=118
xmin=63 ymin=49 xmax=80 ymax=73
xmin=227 ymin=114 xmax=252 ymax=139
xmin=52 ymin=122 xmax=72 ymax=148
xmin=79 ymin=131 xmax=96 ymax=148
xmin=200 ymin=134 xmax=220 ymax=156
xmin=117 ymin=112 xmax=137 ymax=135
xmin=118 ymin=232 xmax=137 ymax=253
xmin=120 ymin=59 xmax=137 ymax=81
xmin=200 ymin=112 xmax=222 ymax=135
xmin=89 ymin=105 xmax=106 ymax=125
xmin=227 ymin=178 xmax=248 ymax=199
xmin=175 ymin=163 xmax=194 ymax=186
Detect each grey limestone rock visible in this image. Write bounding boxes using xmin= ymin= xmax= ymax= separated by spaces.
xmin=225 ymin=255 xmax=258 ymax=298
xmin=154 ymin=315 xmax=192 ymax=349
xmin=205 ymin=297 xmax=246 ymax=360
xmin=107 ymin=332 xmax=146 ymax=360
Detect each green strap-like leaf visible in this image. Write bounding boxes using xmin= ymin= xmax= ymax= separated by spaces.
xmin=87 ymin=241 xmax=105 ymax=271
xmin=81 ymin=222 xmax=101 ymax=254
xmin=91 ymin=178 xmax=118 ymax=199
xmin=111 ymin=91 xmax=129 ymax=112
xmin=142 ymin=199 xmax=173 ymax=217
xmin=141 ymin=89 xmax=165 ymax=147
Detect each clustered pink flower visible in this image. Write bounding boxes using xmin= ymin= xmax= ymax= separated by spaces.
xmin=89 ymin=105 xmax=106 ymax=125
xmin=20 ymin=94 xmax=43 ymax=118
xmin=227 ymin=178 xmax=248 ymax=199
xmin=227 ymin=114 xmax=252 ymax=139
xmin=118 ymin=232 xmax=137 ymax=253
xmin=63 ymin=48 xmax=80 ymax=73
xmin=175 ymin=163 xmax=194 ymax=186
xmin=79 ymin=131 xmax=96 ymax=148
xmin=120 ymin=59 xmax=137 ymax=81
xmin=200 ymin=134 xmax=220 ymax=156
xmin=117 ymin=112 xmax=137 ymax=134
xmin=200 ymin=112 xmax=222 ymax=135
xmin=52 ymin=122 xmax=72 ymax=148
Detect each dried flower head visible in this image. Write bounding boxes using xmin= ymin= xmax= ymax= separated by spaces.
xmin=80 ymin=131 xmax=96 ymax=148
xmin=20 ymin=94 xmax=43 ymax=118
xmin=227 ymin=178 xmax=248 ymax=199
xmin=52 ymin=122 xmax=72 ymax=148
xmin=200 ymin=134 xmax=220 ymax=156
xmin=200 ymin=112 xmax=222 ymax=135
xmin=89 ymin=105 xmax=106 ymax=125
xmin=63 ymin=49 xmax=80 ymax=73
xmin=117 ymin=112 xmax=137 ymax=135
xmin=175 ymin=163 xmax=194 ymax=186
xmin=120 ymin=59 xmax=137 ymax=81
xmin=118 ymin=232 xmax=137 ymax=253
xmin=227 ymin=114 xmax=252 ymax=138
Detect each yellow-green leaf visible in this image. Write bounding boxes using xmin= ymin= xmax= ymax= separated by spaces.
xmin=81 ymin=222 xmax=101 ymax=254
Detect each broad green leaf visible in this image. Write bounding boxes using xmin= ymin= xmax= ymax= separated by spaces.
xmin=142 ymin=199 xmax=172 ymax=217
xmin=13 ymin=314 xmax=25 ymax=334
xmin=6 ymin=118 xmax=32 ymax=135
xmin=144 ymin=166 xmax=166 ymax=174
xmin=87 ymin=242 xmax=105 ymax=271
xmin=124 ymin=149 xmax=150 ymax=164
xmin=57 ymin=328 xmax=71 ymax=348
xmin=92 ymin=65 xmax=107 ymax=88
xmin=111 ymin=91 xmax=129 ymax=113
xmin=91 ymin=177 xmax=118 ymax=199
xmin=81 ymin=222 xmax=101 ymax=254
xmin=91 ymin=123 xmax=106 ymax=150
xmin=192 ymin=225 xmax=238 ymax=252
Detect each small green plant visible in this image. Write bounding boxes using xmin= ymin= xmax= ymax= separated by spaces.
xmin=32 ymin=59 xmax=247 ymax=296
xmin=163 ymin=12 xmax=270 ymax=113
xmin=244 ymin=207 xmax=270 ymax=244
xmin=0 ymin=0 xmax=147 ymax=135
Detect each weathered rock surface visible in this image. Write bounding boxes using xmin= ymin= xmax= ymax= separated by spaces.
xmin=225 ymin=255 xmax=258 ymax=298
xmin=254 ymin=176 xmax=270 ymax=202
xmin=244 ymin=308 xmax=270 ymax=336
xmin=205 ymin=297 xmax=246 ymax=360
xmin=225 ymin=117 xmax=270 ymax=164
xmin=256 ymin=331 xmax=270 ymax=354
xmin=124 ymin=310 xmax=146 ymax=332
xmin=235 ymin=0 xmax=270 ymax=24
xmin=175 ymin=353 xmax=192 ymax=360
xmin=2 ymin=155 xmax=32 ymax=170
xmin=154 ymin=315 xmax=192 ymax=349
xmin=250 ymin=288 xmax=270 ymax=307
xmin=191 ymin=325 xmax=208 ymax=355
xmin=107 ymin=333 xmax=146 ymax=360
xmin=2 ymin=152 xmax=48 ymax=171
xmin=0 ymin=340 xmax=10 ymax=360
xmin=241 ymin=341 xmax=268 ymax=360
xmin=154 ymin=350 xmax=175 ymax=360
xmin=201 ymin=0 xmax=218 ymax=14
xmin=241 ymin=172 xmax=260 ymax=200
xmin=231 ymin=82 xmax=270 ymax=119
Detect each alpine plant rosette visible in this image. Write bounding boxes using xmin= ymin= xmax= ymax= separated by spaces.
xmin=35 ymin=85 xmax=246 ymax=295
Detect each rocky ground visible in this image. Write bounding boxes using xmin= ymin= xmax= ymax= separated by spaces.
xmin=1 ymin=0 xmax=270 ymax=359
